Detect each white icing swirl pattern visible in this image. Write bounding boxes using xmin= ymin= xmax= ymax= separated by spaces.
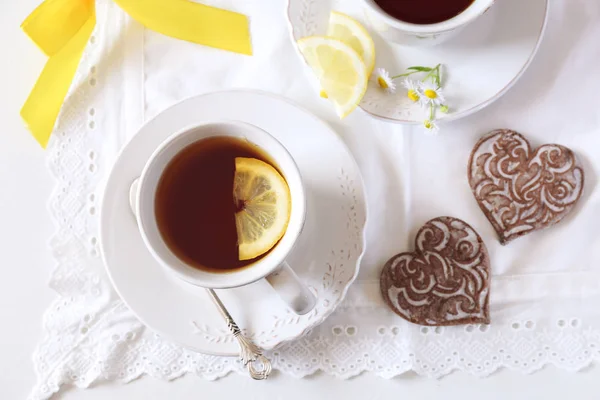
xmin=468 ymin=130 xmax=584 ymax=244
xmin=380 ymin=217 xmax=491 ymax=326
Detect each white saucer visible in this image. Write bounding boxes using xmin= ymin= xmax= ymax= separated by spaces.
xmin=288 ymin=0 xmax=549 ymax=123
xmin=99 ymin=90 xmax=367 ymax=356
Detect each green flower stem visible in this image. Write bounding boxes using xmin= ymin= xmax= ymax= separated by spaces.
xmin=390 ymin=64 xmax=442 ymax=84
xmin=390 ymin=71 xmax=419 ymax=79
xmin=429 ymin=104 xmax=435 ymax=121
xmin=422 ymin=63 xmax=441 ymax=85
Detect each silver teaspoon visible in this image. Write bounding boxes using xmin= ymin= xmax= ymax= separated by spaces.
xmin=129 ymin=179 xmax=271 ymax=379
xmin=206 ymin=288 xmax=272 ymax=380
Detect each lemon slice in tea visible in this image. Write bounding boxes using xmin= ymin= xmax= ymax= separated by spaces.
xmin=234 ymin=157 xmax=291 ymax=261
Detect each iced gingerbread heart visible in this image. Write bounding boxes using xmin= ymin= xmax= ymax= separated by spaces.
xmin=380 ymin=217 xmax=491 ymax=326
xmin=468 ymin=129 xmax=584 ymax=245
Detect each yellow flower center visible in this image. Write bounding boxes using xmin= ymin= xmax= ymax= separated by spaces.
xmin=377 ymin=76 xmax=389 ymax=89
xmin=424 ymin=120 xmax=433 ymax=129
xmin=407 ymin=89 xmax=419 ymax=102
xmin=424 ymin=89 xmax=438 ymax=99
xmin=319 ymin=90 xmax=328 ymax=99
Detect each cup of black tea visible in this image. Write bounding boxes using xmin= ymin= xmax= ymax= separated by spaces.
xmin=362 ymin=0 xmax=495 ymax=46
xmin=131 ymin=121 xmax=316 ymax=315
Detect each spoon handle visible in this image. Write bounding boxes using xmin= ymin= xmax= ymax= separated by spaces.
xmin=126 ymin=180 xmax=271 ymax=377
xmin=206 ymin=288 xmax=272 ymax=380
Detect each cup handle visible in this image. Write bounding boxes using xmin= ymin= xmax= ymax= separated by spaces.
xmin=265 ymin=261 xmax=316 ymax=315
xmin=130 ymin=178 xmax=315 ymax=314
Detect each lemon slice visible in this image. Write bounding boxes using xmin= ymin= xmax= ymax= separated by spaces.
xmin=327 ymin=11 xmax=376 ymax=75
xmin=234 ymin=157 xmax=291 ymax=261
xmin=297 ymin=36 xmax=368 ymax=118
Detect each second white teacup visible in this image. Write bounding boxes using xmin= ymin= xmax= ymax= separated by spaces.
xmin=362 ymin=0 xmax=495 ymax=46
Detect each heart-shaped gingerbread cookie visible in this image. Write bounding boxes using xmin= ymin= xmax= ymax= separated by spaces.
xmin=380 ymin=217 xmax=490 ymax=326
xmin=469 ymin=130 xmax=584 ymax=245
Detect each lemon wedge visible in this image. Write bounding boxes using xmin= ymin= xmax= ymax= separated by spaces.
xmin=234 ymin=157 xmax=291 ymax=261
xmin=297 ymin=36 xmax=368 ymax=118
xmin=327 ymin=12 xmax=376 ymax=75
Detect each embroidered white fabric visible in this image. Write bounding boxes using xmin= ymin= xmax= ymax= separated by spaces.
xmin=31 ymin=0 xmax=600 ymax=398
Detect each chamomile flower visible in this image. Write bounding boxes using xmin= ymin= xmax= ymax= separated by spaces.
xmin=423 ymin=119 xmax=440 ymax=135
xmin=418 ymin=81 xmax=445 ymax=107
xmin=402 ymin=78 xmax=420 ymax=102
xmin=373 ymin=68 xmax=396 ymax=94
xmin=373 ymin=63 xmax=448 ymax=134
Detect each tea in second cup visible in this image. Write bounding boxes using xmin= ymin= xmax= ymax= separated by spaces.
xmin=363 ymin=0 xmax=495 ymax=46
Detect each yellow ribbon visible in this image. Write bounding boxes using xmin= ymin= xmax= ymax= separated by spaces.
xmin=21 ymin=0 xmax=252 ymax=148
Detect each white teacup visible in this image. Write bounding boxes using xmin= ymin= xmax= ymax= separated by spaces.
xmin=362 ymin=0 xmax=495 ymax=46
xmin=131 ymin=120 xmax=316 ymax=315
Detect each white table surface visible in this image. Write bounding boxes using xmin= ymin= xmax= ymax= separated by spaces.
xmin=1 ymin=1 xmax=598 ymax=399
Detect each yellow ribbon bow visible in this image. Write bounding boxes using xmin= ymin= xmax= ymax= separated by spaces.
xmin=21 ymin=0 xmax=252 ymax=148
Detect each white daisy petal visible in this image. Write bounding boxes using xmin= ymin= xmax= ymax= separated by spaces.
xmin=418 ymin=81 xmax=445 ymax=106
xmin=373 ymin=68 xmax=396 ymax=94
xmin=402 ymin=78 xmax=421 ymax=102
xmin=423 ymin=119 xmax=440 ymax=135
xmin=385 ymin=81 xmax=397 ymax=94
xmin=402 ymin=78 xmax=417 ymax=91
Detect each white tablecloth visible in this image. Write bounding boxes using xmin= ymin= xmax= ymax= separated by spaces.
xmin=13 ymin=0 xmax=600 ymax=399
